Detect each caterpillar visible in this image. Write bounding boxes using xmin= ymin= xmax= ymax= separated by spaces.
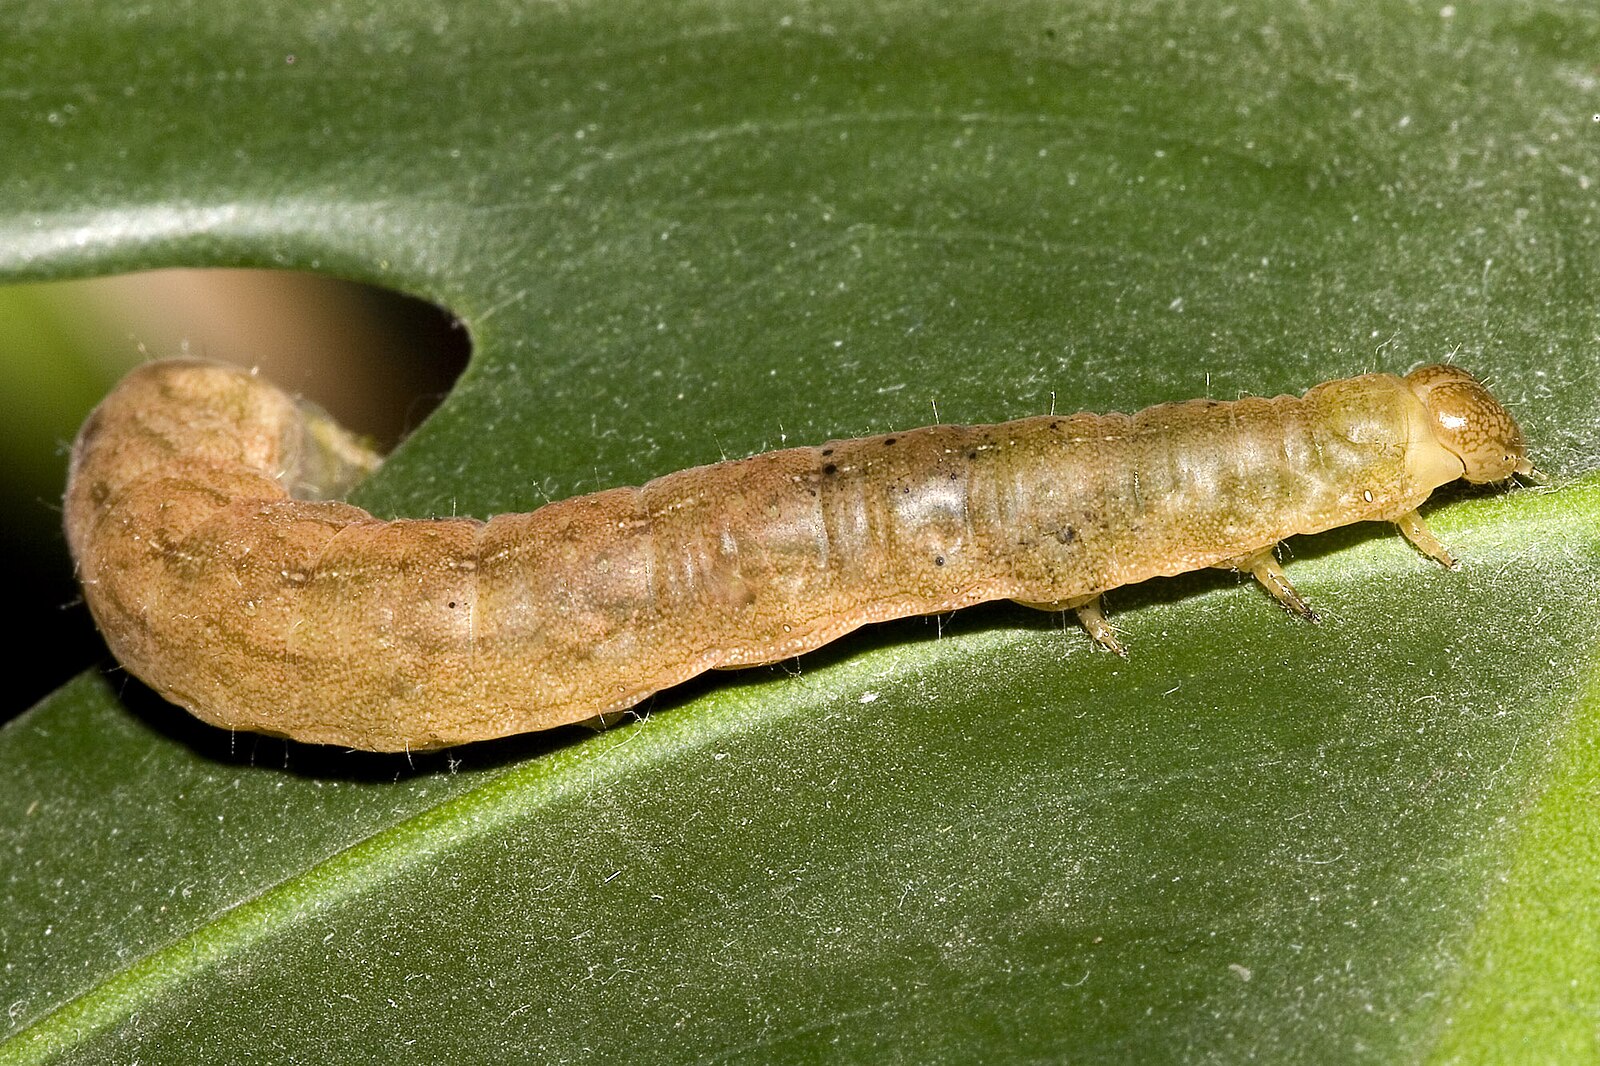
xmin=65 ymin=360 xmax=1537 ymax=752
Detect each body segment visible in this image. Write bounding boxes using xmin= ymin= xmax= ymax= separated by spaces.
xmin=65 ymin=361 xmax=1534 ymax=750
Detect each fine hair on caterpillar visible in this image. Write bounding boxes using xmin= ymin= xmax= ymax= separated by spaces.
xmin=65 ymin=360 xmax=1539 ymax=752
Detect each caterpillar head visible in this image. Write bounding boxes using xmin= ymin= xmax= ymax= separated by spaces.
xmin=1405 ymin=364 xmax=1537 ymax=483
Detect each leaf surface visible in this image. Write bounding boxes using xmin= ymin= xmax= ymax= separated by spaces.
xmin=3 ymin=2 xmax=1597 ymax=1061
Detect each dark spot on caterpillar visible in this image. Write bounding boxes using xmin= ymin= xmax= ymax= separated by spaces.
xmin=821 ymin=447 xmax=834 ymax=457
xmin=883 ymin=437 xmax=897 ymax=446
xmin=448 ymin=601 xmax=457 ymax=608
xmin=823 ymin=463 xmax=838 ymax=476
xmin=934 ymin=555 xmax=946 ymax=566
xmin=966 ymin=449 xmax=979 ymax=460
xmin=1055 ymin=526 xmax=1078 ymax=545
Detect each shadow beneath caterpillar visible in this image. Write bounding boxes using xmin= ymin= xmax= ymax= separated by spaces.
xmin=113 ymin=668 xmax=588 ymax=783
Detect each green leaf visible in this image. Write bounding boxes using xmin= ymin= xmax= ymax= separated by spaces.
xmin=3 ymin=1 xmax=1597 ymax=1062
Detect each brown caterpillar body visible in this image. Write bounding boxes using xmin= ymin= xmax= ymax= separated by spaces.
xmin=64 ymin=360 xmax=1535 ymax=751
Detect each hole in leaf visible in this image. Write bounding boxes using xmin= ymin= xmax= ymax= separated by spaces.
xmin=0 ymin=268 xmax=471 ymax=723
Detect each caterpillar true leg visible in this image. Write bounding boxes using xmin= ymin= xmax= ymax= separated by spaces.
xmin=1069 ymin=596 xmax=1127 ymax=657
xmin=1393 ymin=509 xmax=1459 ymax=570
xmin=1016 ymin=594 xmax=1127 ymax=656
xmin=1217 ymin=549 xmax=1320 ymax=622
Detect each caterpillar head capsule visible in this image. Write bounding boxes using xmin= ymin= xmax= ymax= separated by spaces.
xmin=1405 ymin=364 xmax=1539 ymax=483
